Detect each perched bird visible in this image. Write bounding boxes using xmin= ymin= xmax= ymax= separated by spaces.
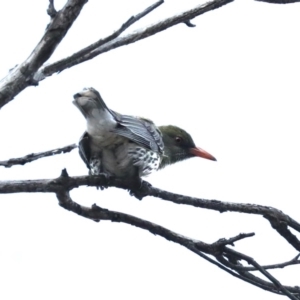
xmin=73 ymin=87 xmax=216 ymax=179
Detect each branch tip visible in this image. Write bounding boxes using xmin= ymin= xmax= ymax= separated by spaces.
xmin=47 ymin=0 xmax=57 ymax=18
xmin=60 ymin=168 xmax=69 ymax=178
xmin=0 ymin=144 xmax=77 ymax=168
xmin=184 ymin=20 xmax=196 ymax=27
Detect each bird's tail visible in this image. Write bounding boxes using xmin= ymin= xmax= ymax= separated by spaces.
xmin=73 ymin=87 xmax=113 ymax=118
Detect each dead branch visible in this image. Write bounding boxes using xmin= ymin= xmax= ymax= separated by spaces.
xmin=243 ymin=254 xmax=300 ymax=271
xmin=40 ymin=0 xmax=235 ymax=78
xmin=43 ymin=0 xmax=164 ymax=70
xmin=0 ymin=171 xmax=300 ymax=255
xmin=0 ymin=144 xmax=77 ymax=168
xmin=0 ymin=0 xmax=88 ymax=109
xmin=0 ymin=0 xmax=165 ymax=110
xmin=1 ymin=1 xmax=300 ymax=298
xmin=222 ymin=248 xmax=298 ymax=300
xmin=47 ymin=0 xmax=57 ymax=18
xmin=55 ymin=188 xmax=300 ymax=299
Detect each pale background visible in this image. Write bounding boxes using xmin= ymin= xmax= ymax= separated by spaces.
xmin=0 ymin=0 xmax=299 ymax=299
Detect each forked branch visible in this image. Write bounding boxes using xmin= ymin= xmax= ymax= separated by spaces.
xmin=0 ymin=168 xmax=300 ymax=253
xmin=0 ymin=0 xmax=88 ymax=109
xmin=41 ymin=0 xmax=235 ymax=78
xmin=56 ymin=187 xmax=300 ymax=299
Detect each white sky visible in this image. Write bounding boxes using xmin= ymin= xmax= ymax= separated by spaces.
xmin=0 ymin=0 xmax=300 ymax=299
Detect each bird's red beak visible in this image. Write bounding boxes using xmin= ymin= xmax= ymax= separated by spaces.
xmin=189 ymin=147 xmax=217 ymax=161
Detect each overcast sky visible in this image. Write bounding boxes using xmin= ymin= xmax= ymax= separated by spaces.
xmin=0 ymin=0 xmax=300 ymax=299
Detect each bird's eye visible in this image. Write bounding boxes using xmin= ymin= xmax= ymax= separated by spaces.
xmin=175 ymin=136 xmax=182 ymax=143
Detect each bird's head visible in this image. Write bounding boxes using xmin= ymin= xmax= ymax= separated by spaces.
xmin=159 ymin=125 xmax=216 ymax=168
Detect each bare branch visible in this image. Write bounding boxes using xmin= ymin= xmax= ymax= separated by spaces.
xmin=43 ymin=0 xmax=164 ymax=76
xmin=224 ymin=248 xmax=299 ymax=300
xmin=47 ymin=0 xmax=57 ymax=18
xmin=243 ymin=254 xmax=300 ymax=271
xmin=184 ymin=20 xmax=196 ymax=27
xmin=146 ymin=185 xmax=300 ymax=251
xmin=0 ymin=0 xmax=299 ymax=297
xmin=41 ymin=0 xmax=234 ymax=77
xmin=55 ymin=189 xmax=300 ymax=298
xmin=216 ymin=253 xmax=300 ymax=296
xmin=0 ymin=0 xmax=234 ymax=108
xmin=0 ymin=0 xmax=88 ymax=109
xmin=0 ymin=144 xmax=77 ymax=168
xmin=205 ymin=233 xmax=255 ymax=248
xmin=1 ymin=173 xmax=300 ymax=255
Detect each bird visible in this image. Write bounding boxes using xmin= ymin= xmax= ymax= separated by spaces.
xmin=73 ymin=87 xmax=216 ymax=179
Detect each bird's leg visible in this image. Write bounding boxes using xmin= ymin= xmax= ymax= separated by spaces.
xmin=90 ymin=153 xmax=102 ymax=176
xmin=89 ymin=153 xmax=112 ymax=190
xmin=129 ymin=167 xmax=152 ymax=200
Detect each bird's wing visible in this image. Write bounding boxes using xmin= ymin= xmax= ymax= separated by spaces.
xmin=112 ymin=114 xmax=164 ymax=153
xmin=78 ymin=132 xmax=91 ymax=169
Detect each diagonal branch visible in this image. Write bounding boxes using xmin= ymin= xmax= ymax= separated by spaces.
xmin=0 ymin=144 xmax=77 ymax=168
xmin=0 ymin=0 xmax=234 ymax=108
xmin=41 ymin=0 xmax=234 ymax=78
xmin=55 ymin=189 xmax=300 ymax=298
xmin=43 ymin=0 xmax=164 ymax=71
xmin=146 ymin=185 xmax=300 ymax=251
xmin=223 ymin=247 xmax=299 ymax=300
xmin=0 ymin=0 xmax=88 ymax=109
xmin=215 ymin=252 xmax=300 ymax=298
xmin=239 ymin=254 xmax=300 ymax=271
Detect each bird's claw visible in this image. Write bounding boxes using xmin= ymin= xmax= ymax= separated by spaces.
xmin=129 ymin=179 xmax=152 ymax=200
xmin=91 ymin=172 xmax=112 ymax=190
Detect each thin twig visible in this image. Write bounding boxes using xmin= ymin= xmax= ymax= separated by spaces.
xmin=46 ymin=0 xmax=163 ymax=73
xmin=0 ymin=144 xmax=77 ymax=168
xmin=224 ymin=247 xmax=299 ymax=300
xmin=41 ymin=0 xmax=234 ymax=77
xmin=242 ymin=254 xmax=300 ymax=271
xmin=210 ymin=233 xmax=255 ymax=248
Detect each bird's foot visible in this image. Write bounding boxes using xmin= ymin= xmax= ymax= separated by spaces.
xmin=129 ymin=178 xmax=152 ymax=200
xmin=99 ymin=173 xmax=112 ymax=190
xmin=90 ymin=171 xmax=112 ymax=190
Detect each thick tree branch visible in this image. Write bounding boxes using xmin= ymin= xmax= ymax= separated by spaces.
xmin=40 ymin=0 xmax=234 ymax=78
xmin=1 ymin=173 xmax=300 ymax=255
xmin=146 ymin=186 xmax=300 ymax=251
xmin=0 ymin=144 xmax=77 ymax=168
xmin=0 ymin=1 xmax=300 ymax=296
xmin=55 ymin=189 xmax=300 ymax=299
xmin=0 ymin=0 xmax=88 ymax=109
